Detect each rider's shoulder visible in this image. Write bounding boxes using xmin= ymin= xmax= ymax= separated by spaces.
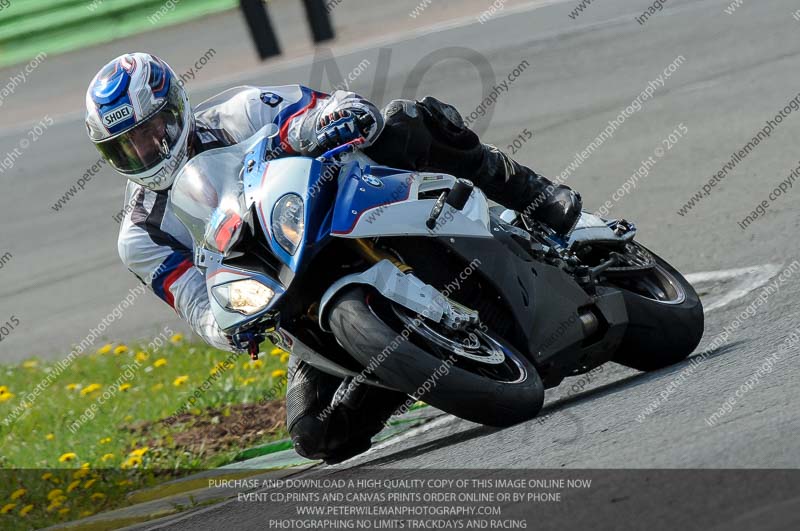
xmin=194 ymin=85 xmax=317 ymax=113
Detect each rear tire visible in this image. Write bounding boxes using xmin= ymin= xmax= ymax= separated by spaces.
xmin=609 ymin=249 xmax=704 ymax=371
xmin=328 ymin=286 xmax=544 ymax=427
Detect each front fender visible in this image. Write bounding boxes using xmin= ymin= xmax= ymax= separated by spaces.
xmin=318 ymin=260 xmax=449 ymax=331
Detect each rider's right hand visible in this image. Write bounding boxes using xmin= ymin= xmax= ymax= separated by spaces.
xmin=315 ymin=109 xmax=371 ymax=151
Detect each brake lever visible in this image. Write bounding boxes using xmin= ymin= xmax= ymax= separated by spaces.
xmin=318 ymin=137 xmax=366 ymax=162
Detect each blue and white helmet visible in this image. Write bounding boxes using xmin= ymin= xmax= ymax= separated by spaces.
xmin=85 ymin=53 xmax=192 ymax=191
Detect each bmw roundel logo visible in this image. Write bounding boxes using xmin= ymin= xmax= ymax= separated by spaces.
xmin=362 ymin=174 xmax=383 ymax=188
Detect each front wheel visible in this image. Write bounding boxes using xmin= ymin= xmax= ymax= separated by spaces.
xmin=328 ymin=286 xmax=544 ymax=427
xmin=606 ymin=245 xmax=704 ymax=371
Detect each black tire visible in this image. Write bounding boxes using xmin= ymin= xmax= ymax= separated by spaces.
xmin=610 ymin=249 xmax=704 ymax=371
xmin=328 ymin=286 xmax=544 ymax=427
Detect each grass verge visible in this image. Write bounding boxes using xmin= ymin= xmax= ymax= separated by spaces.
xmin=0 ymin=333 xmax=290 ymax=529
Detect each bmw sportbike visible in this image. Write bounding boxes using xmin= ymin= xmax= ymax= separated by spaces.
xmin=171 ymin=126 xmax=704 ymax=426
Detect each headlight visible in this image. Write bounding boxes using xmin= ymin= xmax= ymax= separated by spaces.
xmin=212 ymin=279 xmax=275 ymax=315
xmin=271 ymin=193 xmax=304 ymax=255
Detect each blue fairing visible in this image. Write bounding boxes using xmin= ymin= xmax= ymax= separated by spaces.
xmin=243 ymin=141 xmax=339 ymax=273
xmin=243 ymin=137 xmax=415 ymax=279
xmin=331 ymin=164 xmax=415 ymax=235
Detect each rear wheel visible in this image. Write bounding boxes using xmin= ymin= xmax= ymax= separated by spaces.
xmin=328 ymin=286 xmax=544 ymax=427
xmin=606 ymin=245 xmax=704 ymax=371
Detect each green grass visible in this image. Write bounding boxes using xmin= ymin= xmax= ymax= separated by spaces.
xmin=0 ymin=335 xmax=290 ymax=529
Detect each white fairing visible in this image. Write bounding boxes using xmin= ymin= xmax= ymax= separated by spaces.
xmin=343 ymin=170 xmax=493 ymax=239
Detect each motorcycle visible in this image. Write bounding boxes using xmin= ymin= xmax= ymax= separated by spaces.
xmin=171 ymin=124 xmax=704 ymax=427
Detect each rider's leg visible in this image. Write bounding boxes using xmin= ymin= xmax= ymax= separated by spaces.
xmin=285 ymin=357 xmax=407 ymax=464
xmin=365 ymin=97 xmax=582 ymax=235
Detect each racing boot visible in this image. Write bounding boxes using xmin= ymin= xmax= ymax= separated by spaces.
xmin=286 ymin=358 xmax=407 ymax=464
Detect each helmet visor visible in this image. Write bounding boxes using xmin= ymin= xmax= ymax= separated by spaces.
xmin=94 ymin=103 xmax=184 ymax=175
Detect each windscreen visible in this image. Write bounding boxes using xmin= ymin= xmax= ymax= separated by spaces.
xmin=171 ymin=127 xmax=271 ymax=254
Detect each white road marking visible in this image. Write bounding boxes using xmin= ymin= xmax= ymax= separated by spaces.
xmin=686 ymin=263 xmax=783 ymax=313
xmin=328 ymin=414 xmax=458 ymax=467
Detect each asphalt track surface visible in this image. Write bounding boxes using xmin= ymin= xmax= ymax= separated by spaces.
xmin=2 ymin=0 xmax=800 ymax=528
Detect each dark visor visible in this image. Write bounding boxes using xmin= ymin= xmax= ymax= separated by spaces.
xmin=94 ymin=104 xmax=184 ymax=175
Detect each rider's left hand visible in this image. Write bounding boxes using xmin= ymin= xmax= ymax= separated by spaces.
xmin=229 ymin=331 xmax=265 ymax=353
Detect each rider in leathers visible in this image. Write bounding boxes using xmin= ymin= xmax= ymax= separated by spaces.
xmin=86 ymin=53 xmax=582 ymax=463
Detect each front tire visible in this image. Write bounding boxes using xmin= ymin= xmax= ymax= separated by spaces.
xmin=328 ymin=286 xmax=544 ymax=427
xmin=609 ymin=248 xmax=704 ymax=371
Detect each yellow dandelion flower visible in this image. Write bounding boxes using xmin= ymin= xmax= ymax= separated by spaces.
xmin=124 ymin=415 xmax=133 ymax=422
xmin=128 ymin=446 xmax=149 ymax=457
xmin=116 ymin=479 xmax=133 ymax=487
xmin=79 ymin=383 xmax=101 ymax=396
xmin=271 ymin=369 xmax=287 ymax=379
xmin=58 ymin=507 xmax=70 ymax=516
xmin=58 ymin=452 xmax=77 ymax=463
xmin=135 ymin=351 xmax=149 ymax=362
xmin=0 ymin=392 xmax=14 ymax=402
xmin=118 ymin=383 xmax=132 ymax=392
xmin=10 ymin=488 xmax=26 ymax=500
xmin=280 ymin=353 xmax=290 ymax=364
xmin=47 ymin=489 xmax=63 ymax=501
xmin=100 ymin=453 xmax=114 ymax=462
xmin=90 ymin=492 xmax=106 ymax=501
xmin=170 ymin=333 xmax=184 ymax=343
xmin=97 ymin=344 xmax=113 ymax=355
xmin=121 ymin=456 xmax=142 ymax=469
xmin=72 ymin=468 xmax=89 ymax=480
xmin=151 ymin=383 xmax=164 ymax=392
xmin=22 ymin=360 xmax=38 ymax=369
xmin=83 ymin=479 xmax=98 ymax=489
xmin=66 ymin=480 xmax=81 ymax=493
xmin=41 ymin=472 xmax=53 ymax=481
xmin=113 ymin=345 xmax=129 ymax=355
xmin=270 ymin=347 xmax=283 ymax=356
xmin=240 ymin=377 xmax=257 ymax=386
xmin=172 ymin=375 xmax=189 ymax=387
xmin=1 ymin=503 xmax=17 ymax=514
xmin=252 ymin=359 xmax=264 ymax=368
xmin=45 ymin=433 xmax=55 ymax=441
xmin=153 ymin=358 xmax=167 ymax=368
xmin=99 ymin=437 xmax=112 ymax=444
xmin=0 ymin=385 xmax=7 ymax=394
xmin=66 ymin=383 xmax=80 ymax=391
xmin=19 ymin=504 xmax=33 ymax=517
xmin=46 ymin=502 xmax=61 ymax=512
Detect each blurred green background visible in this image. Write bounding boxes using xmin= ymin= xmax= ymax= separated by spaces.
xmin=0 ymin=0 xmax=238 ymax=68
